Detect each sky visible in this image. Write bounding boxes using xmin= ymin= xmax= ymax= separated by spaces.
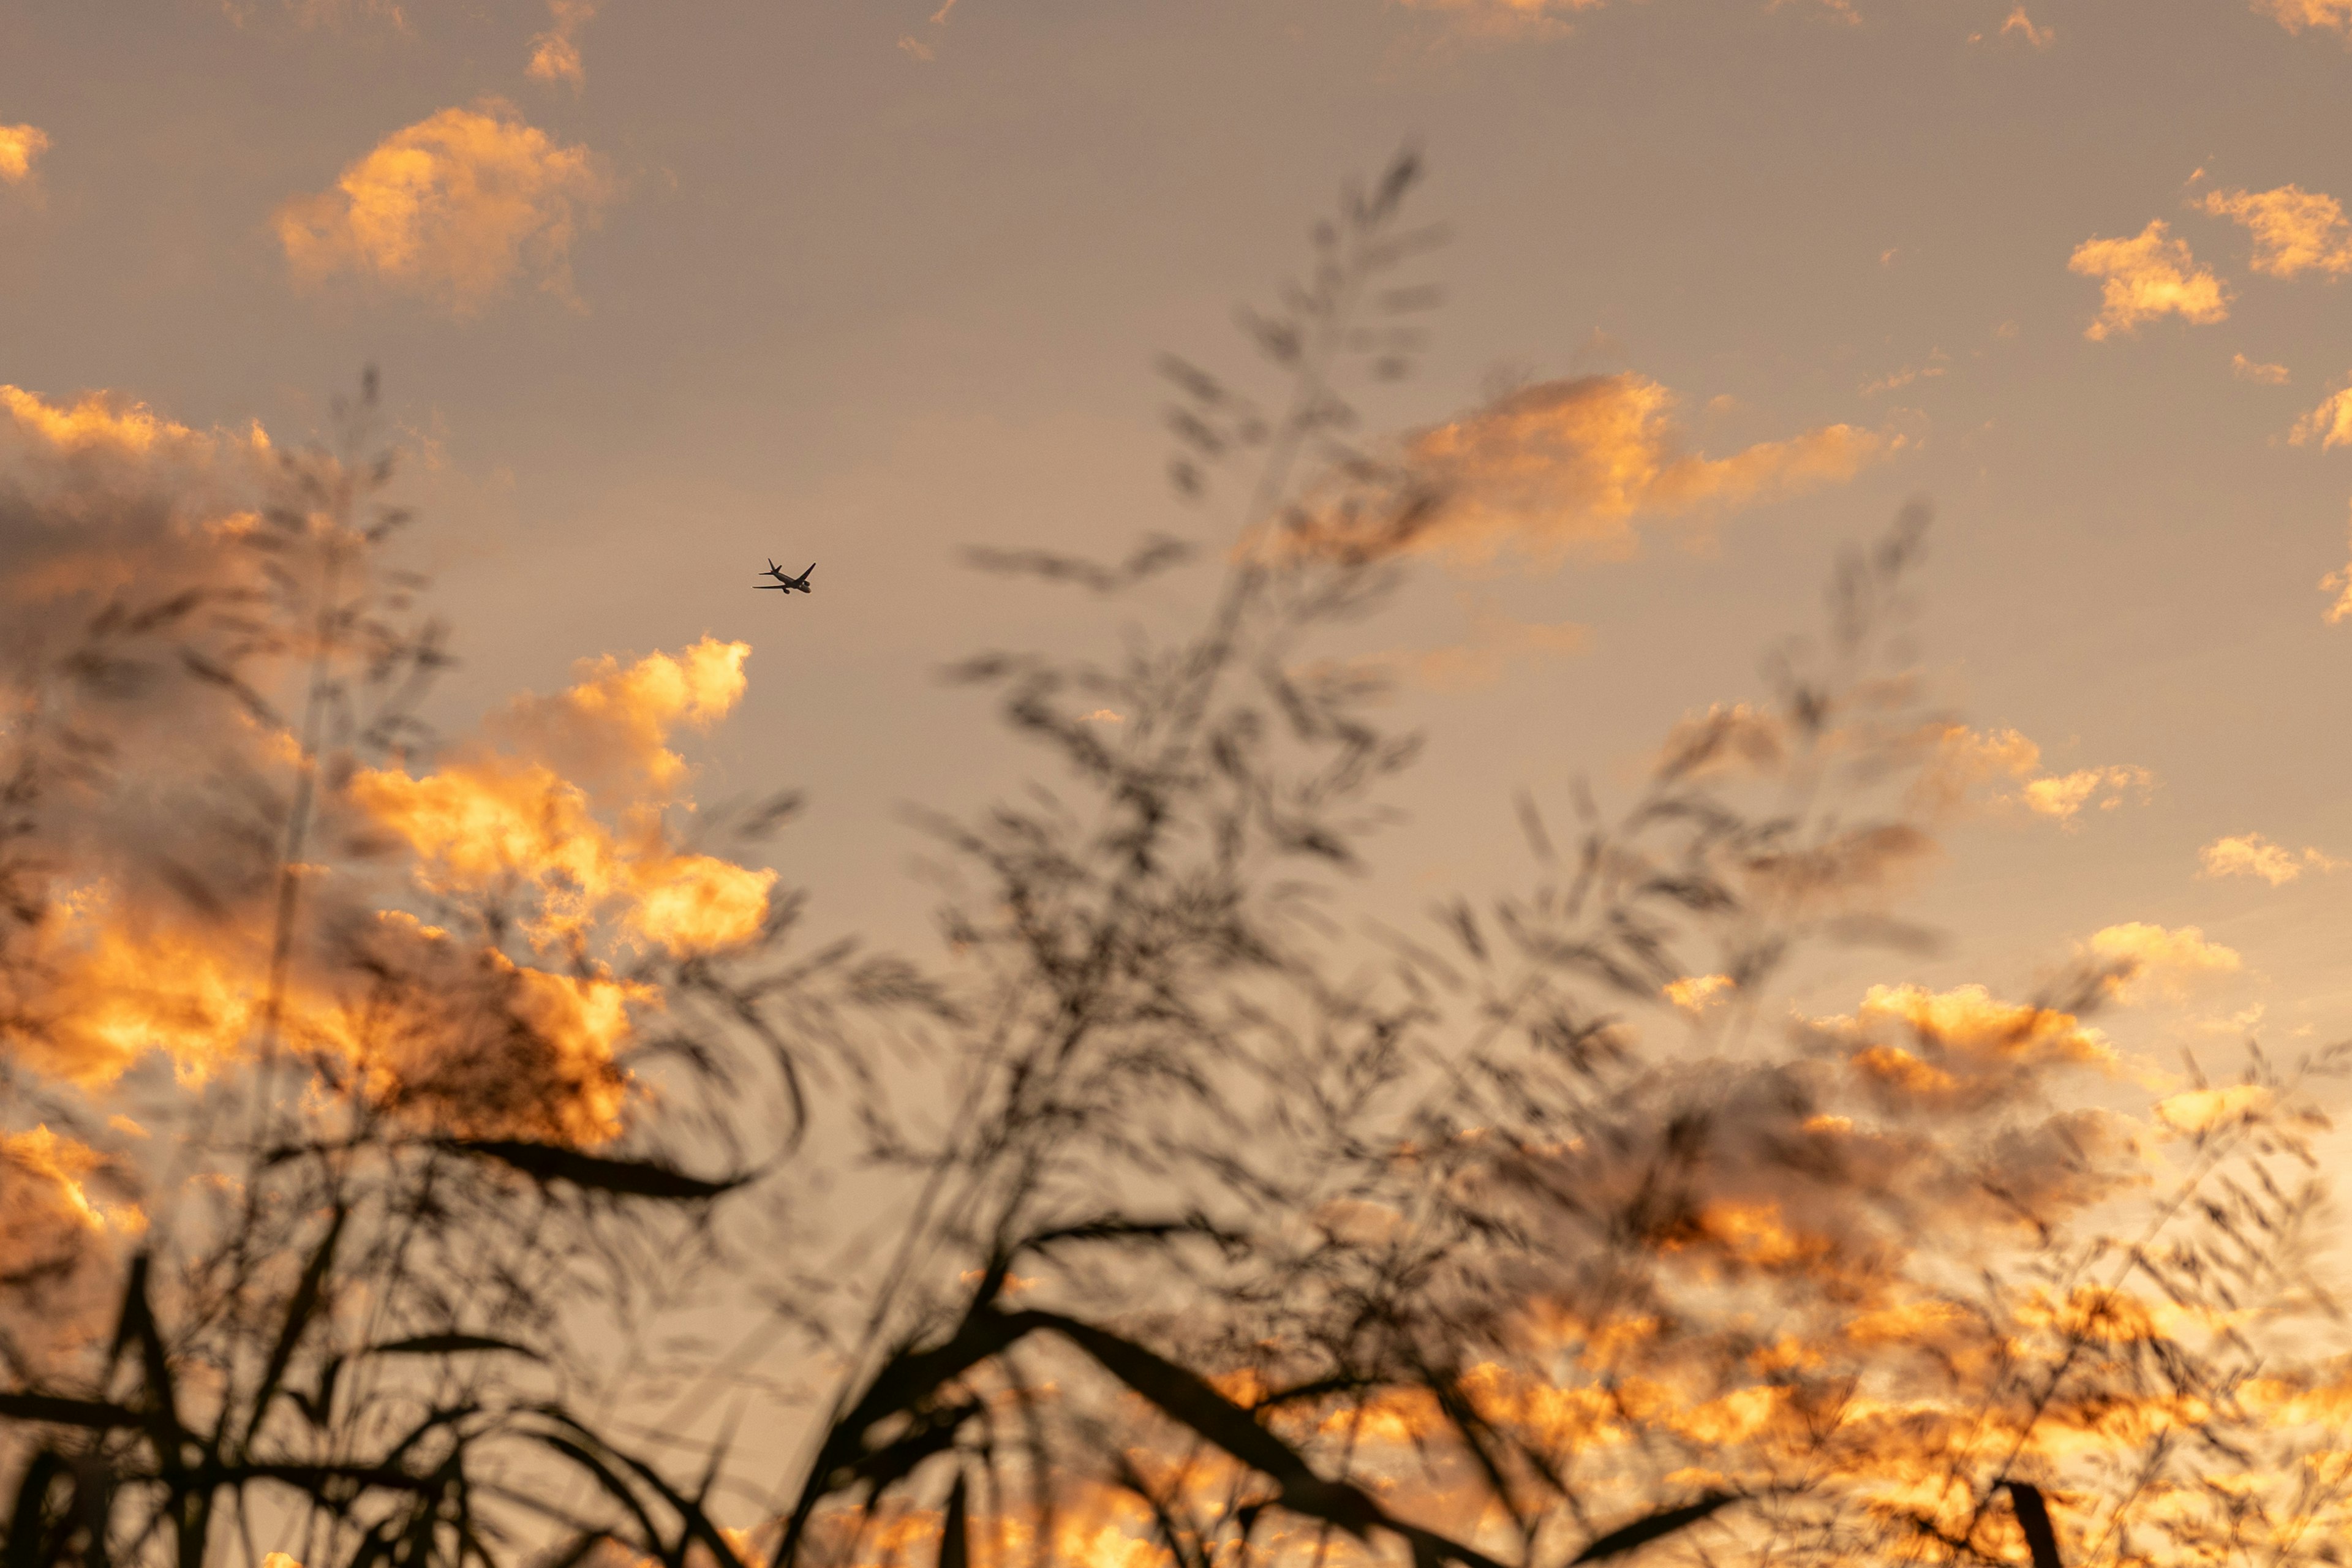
xmin=6 ymin=0 xmax=2352 ymax=1202
xmin=15 ymin=2 xmax=2352 ymax=1555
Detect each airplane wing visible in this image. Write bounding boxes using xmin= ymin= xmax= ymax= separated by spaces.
xmin=755 ymin=583 xmax=790 ymax=590
xmin=801 ymin=564 xmax=816 ymax=579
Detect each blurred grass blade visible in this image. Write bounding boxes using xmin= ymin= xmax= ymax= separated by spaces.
xmin=440 ymin=1140 xmax=747 ymax=1200
xmin=245 ymin=1205 xmax=345 ymax=1453
xmin=1569 ymin=1492 xmax=1741 ymax=1564
xmin=0 ymin=1393 xmax=144 ymax=1430
xmin=363 ymin=1335 xmax=543 ymax=1359
xmin=2003 ymin=1482 xmax=2063 ymax=1568
xmin=4 ymin=1452 xmax=65 ymax=1568
xmin=1017 ymin=1309 xmax=1511 ymax=1568
xmin=940 ymin=1471 xmax=970 ymax=1568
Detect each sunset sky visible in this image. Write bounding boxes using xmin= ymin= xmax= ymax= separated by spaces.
xmin=6 ymin=0 xmax=2352 ymax=1095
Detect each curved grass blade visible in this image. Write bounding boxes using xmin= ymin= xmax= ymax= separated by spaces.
xmin=439 ymin=1141 xmax=748 ymax=1200
xmin=1569 ymin=1492 xmax=1742 ymax=1565
xmin=363 ymin=1335 xmax=543 ymax=1359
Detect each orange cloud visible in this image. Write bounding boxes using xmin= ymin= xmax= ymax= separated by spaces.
xmin=2067 ymin=221 xmax=2231 ymax=340
xmin=2324 ymin=513 xmax=2352 ymax=622
xmin=2199 ymin=831 xmax=2342 ymax=884
xmin=0 ymin=382 xmax=273 ymax=617
xmin=1 ymin=383 xmax=211 ymax=454
xmin=2291 ymin=382 xmax=2352 ymax=448
xmin=1999 ymin=6 xmax=2053 ymax=46
xmin=0 ymin=380 xmax=785 ymax=1151
xmin=2233 ymin=353 xmax=2290 ymax=384
xmin=2195 ymin=184 xmax=2352 ymax=278
xmin=0 ymin=1126 xmax=141 ymax=1376
xmin=0 ymin=124 xmax=50 ymax=184
xmin=487 ymin=638 xmax=752 ymax=803
xmin=1909 ymin=723 xmax=2153 ymax=825
xmin=2084 ymin=922 xmax=2242 ymax=1001
xmin=337 ymin=912 xmax=645 ymax=1144
xmin=1330 ymin=374 xmax=1894 ymax=567
xmin=350 ymin=639 xmax=774 ymax=957
xmin=2152 ymin=1082 xmax=2271 ymax=1136
xmin=2252 ymin=0 xmax=2352 ymax=34
xmin=527 ymin=0 xmax=595 ymax=88
xmin=2020 ymin=763 xmax=2155 ymax=821
xmin=1807 ymin=982 xmax=2121 ymax=1115
xmin=1663 ymin=973 xmax=1735 ymax=1014
xmin=274 ymin=100 xmax=612 ymax=314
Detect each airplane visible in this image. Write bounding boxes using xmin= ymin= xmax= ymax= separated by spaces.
xmin=756 ymin=559 xmax=815 ymax=594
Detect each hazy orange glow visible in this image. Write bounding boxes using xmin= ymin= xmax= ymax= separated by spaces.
xmin=275 ymin=100 xmax=612 ymax=312
xmin=2067 ymin=221 xmax=2231 ymax=339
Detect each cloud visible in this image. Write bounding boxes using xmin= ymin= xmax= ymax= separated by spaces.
xmin=2084 ymin=922 xmax=2242 ymax=1001
xmin=0 ymin=124 xmax=50 ymax=184
xmin=2199 ymin=831 xmax=2342 ymax=884
xmin=0 ymin=383 xmax=777 ymax=1145
xmin=1392 ymin=0 xmax=1604 ymax=38
xmin=1860 ymin=351 xmax=1949 ymax=398
xmin=1999 ymin=6 xmax=2053 ymax=46
xmin=2291 ymin=381 xmax=2352 ymax=448
xmin=351 ymin=639 xmax=775 ymax=958
xmin=0 ymin=382 xmax=272 ymax=623
xmin=2195 ymin=184 xmax=2352 ymax=278
xmin=2067 ymin=221 xmax=2231 ymax=340
xmin=1808 ymin=982 xmax=2119 ymax=1114
xmin=2324 ymin=511 xmax=2352 ymax=622
xmin=1309 ymin=374 xmax=1894 ymax=568
xmin=527 ymin=0 xmax=595 ymax=88
xmin=2233 ymin=353 xmax=2290 ymax=385
xmin=1908 ymin=723 xmax=2155 ymax=826
xmin=2152 ymin=1082 xmax=2271 ymax=1135
xmin=2252 ymin=0 xmax=2352 ymax=35
xmin=0 ymin=1126 xmax=143 ymax=1373
xmin=1663 ymin=974 xmax=1735 ymax=1014
xmin=2019 ymin=764 xmax=2156 ymax=821
xmin=274 ymin=100 xmax=612 ymax=314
